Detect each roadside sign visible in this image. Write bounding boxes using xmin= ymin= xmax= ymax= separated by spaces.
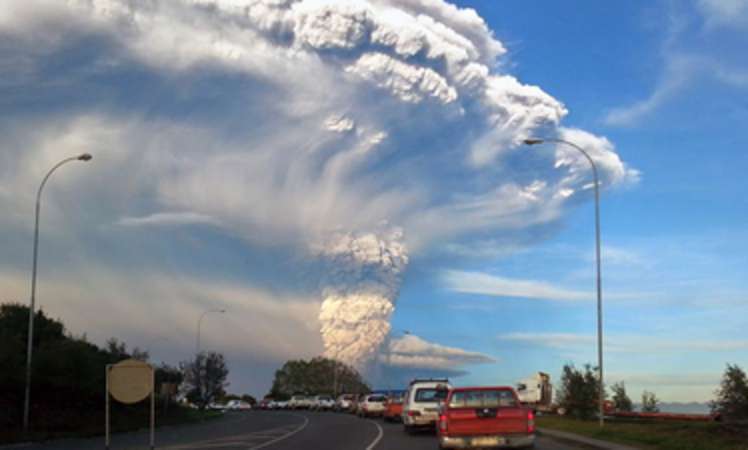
xmin=109 ymin=359 xmax=153 ymax=404
xmin=106 ymin=359 xmax=155 ymax=450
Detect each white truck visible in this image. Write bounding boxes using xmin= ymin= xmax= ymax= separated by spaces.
xmin=516 ymin=372 xmax=554 ymax=413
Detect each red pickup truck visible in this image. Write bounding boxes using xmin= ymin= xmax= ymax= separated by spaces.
xmin=437 ymin=386 xmax=535 ymax=449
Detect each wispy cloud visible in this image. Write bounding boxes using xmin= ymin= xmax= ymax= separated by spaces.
xmin=443 ymin=270 xmax=592 ymax=301
xmin=604 ymin=3 xmax=748 ymax=126
xmin=115 ymin=212 xmax=219 ymax=228
xmin=385 ymin=334 xmax=496 ymax=371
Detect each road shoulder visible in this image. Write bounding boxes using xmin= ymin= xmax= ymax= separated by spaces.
xmin=538 ymin=428 xmax=642 ymax=450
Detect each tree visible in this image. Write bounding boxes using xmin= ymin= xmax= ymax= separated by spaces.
xmin=240 ymin=394 xmax=257 ymax=406
xmin=105 ymin=338 xmax=149 ymax=362
xmin=268 ymin=357 xmax=369 ymax=400
xmin=0 ymin=302 xmax=169 ymax=433
xmin=557 ymin=363 xmax=604 ymax=419
xmin=182 ymin=352 xmax=229 ymax=409
xmin=710 ymin=363 xmax=748 ymax=421
xmin=641 ymin=391 xmax=660 ymax=413
xmin=611 ymin=381 xmax=633 ymax=412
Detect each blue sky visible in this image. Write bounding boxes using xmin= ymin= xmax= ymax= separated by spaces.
xmin=0 ymin=0 xmax=745 ymax=403
xmin=389 ymin=0 xmax=748 ymax=402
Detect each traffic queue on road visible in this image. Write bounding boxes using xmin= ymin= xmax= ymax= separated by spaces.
xmin=256 ymin=378 xmax=536 ymax=449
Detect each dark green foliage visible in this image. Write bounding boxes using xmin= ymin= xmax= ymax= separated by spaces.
xmin=557 ymin=363 xmax=604 ymax=419
xmin=710 ymin=363 xmax=748 ymax=421
xmin=0 ymin=302 xmax=172 ymax=440
xmin=181 ymin=352 xmax=229 ymax=410
xmin=611 ymin=381 xmax=633 ymax=412
xmin=268 ymin=356 xmax=369 ymax=400
xmin=240 ymin=394 xmax=257 ymax=405
xmin=641 ymin=390 xmax=660 ymax=413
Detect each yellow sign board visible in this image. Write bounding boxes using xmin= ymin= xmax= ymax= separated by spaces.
xmin=108 ymin=359 xmax=153 ymax=404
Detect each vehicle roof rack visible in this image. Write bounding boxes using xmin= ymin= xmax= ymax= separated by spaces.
xmin=409 ymin=378 xmax=449 ymax=385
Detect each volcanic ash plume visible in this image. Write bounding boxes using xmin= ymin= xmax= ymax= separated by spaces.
xmin=317 ymin=228 xmax=408 ymax=371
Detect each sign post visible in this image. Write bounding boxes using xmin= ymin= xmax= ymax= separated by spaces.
xmin=105 ymin=359 xmax=155 ymax=450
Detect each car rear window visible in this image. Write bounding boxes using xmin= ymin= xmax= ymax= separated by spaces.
xmin=449 ymin=390 xmax=517 ymax=408
xmin=367 ymin=395 xmax=386 ymax=402
xmin=415 ymin=388 xmax=449 ymax=402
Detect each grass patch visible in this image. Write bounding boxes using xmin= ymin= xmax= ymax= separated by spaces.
xmin=537 ymin=415 xmax=748 ymax=450
xmin=0 ymin=406 xmax=224 ymax=445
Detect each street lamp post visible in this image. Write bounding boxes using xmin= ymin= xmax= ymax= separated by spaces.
xmin=196 ymin=309 xmax=226 ymax=354
xmin=524 ymin=137 xmax=605 ymax=427
xmin=23 ymin=153 xmax=93 ymax=433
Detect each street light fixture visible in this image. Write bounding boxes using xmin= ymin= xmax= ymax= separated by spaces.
xmin=23 ymin=153 xmax=93 ymax=433
xmin=196 ymin=309 xmax=226 ymax=354
xmin=524 ymin=137 xmax=605 ymax=427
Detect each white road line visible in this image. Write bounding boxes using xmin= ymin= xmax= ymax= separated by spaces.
xmin=365 ymin=420 xmax=384 ymax=450
xmin=248 ymin=414 xmax=309 ymax=450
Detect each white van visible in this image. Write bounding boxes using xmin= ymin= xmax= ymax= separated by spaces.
xmin=401 ymin=378 xmax=451 ymax=432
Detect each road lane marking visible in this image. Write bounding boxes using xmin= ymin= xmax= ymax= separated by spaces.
xmin=365 ymin=420 xmax=383 ymax=450
xmin=161 ymin=415 xmax=308 ymax=450
xmin=248 ymin=414 xmax=309 ymax=450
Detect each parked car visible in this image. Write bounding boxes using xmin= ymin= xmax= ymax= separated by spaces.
xmin=226 ymin=400 xmax=252 ymax=410
xmin=276 ymin=400 xmax=289 ymax=410
xmin=437 ymin=386 xmax=535 ymax=449
xmin=208 ymin=402 xmax=227 ymax=411
xmin=402 ymin=378 xmax=451 ymax=432
xmin=357 ymin=394 xmax=387 ymax=418
xmin=311 ymin=395 xmax=336 ymax=411
xmin=336 ymin=394 xmax=355 ymax=412
xmin=289 ymin=395 xmax=312 ymax=409
xmin=383 ymin=391 xmax=406 ymax=422
xmin=351 ymin=393 xmax=367 ymax=414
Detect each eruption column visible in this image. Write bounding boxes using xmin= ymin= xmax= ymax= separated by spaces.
xmin=317 ymin=228 xmax=408 ymax=371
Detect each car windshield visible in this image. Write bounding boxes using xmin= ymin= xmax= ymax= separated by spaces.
xmin=449 ymin=390 xmax=517 ymax=408
xmin=414 ymin=388 xmax=449 ymax=403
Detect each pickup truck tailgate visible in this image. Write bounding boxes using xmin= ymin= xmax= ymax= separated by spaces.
xmin=447 ymin=407 xmax=528 ymax=435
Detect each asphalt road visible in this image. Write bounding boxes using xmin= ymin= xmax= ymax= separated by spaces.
xmin=17 ymin=411 xmax=588 ymax=450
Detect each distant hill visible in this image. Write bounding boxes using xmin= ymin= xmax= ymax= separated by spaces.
xmin=634 ymin=402 xmax=711 ymax=414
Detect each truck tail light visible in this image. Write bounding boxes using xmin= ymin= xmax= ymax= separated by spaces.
xmin=439 ymin=414 xmax=448 ymax=432
xmin=527 ymin=410 xmax=535 ymax=433
xmin=407 ymin=410 xmax=421 ymax=417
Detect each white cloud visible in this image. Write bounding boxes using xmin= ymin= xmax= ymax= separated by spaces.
xmin=697 ymin=0 xmax=748 ymax=29
xmin=384 ymin=334 xmax=495 ymax=371
xmin=0 ymin=268 xmax=323 ymax=394
xmin=443 ymin=270 xmax=592 ymax=301
xmin=0 ymin=0 xmax=633 ymax=387
xmin=115 ymin=212 xmax=219 ymax=228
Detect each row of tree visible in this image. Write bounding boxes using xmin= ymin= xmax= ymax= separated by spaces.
xmin=558 ymin=363 xmax=748 ymax=421
xmin=267 ymin=357 xmax=370 ymax=400
xmin=0 ymin=302 xmax=237 ymax=437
